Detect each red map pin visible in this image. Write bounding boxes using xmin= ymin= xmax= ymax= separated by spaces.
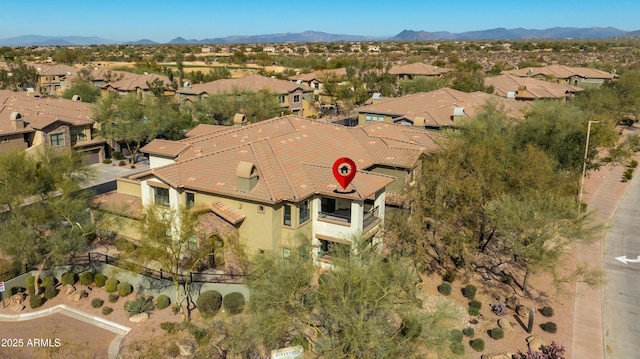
xmin=332 ymin=157 xmax=357 ymax=190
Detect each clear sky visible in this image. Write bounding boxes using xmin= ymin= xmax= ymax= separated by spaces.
xmin=2 ymin=0 xmax=638 ymax=43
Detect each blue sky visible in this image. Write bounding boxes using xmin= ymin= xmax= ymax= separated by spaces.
xmin=2 ymin=0 xmax=638 ymax=43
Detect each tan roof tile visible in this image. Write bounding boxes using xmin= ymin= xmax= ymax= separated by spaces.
xmin=102 ymin=73 xmax=171 ymax=92
xmin=502 ymin=65 xmax=616 ymax=81
xmin=389 ymin=62 xmax=451 ymax=76
xmin=141 ymin=139 xmax=190 ymax=157
xmin=89 ymin=192 xmax=142 ymax=219
xmin=178 ymin=74 xmax=313 ymax=96
xmin=486 ymin=74 xmax=582 ymax=100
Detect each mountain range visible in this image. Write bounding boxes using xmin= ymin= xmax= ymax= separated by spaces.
xmin=0 ymin=27 xmax=637 ymax=46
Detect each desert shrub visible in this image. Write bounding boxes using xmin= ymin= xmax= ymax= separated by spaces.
xmin=462 ymin=284 xmax=477 ymax=299
xmin=197 ymin=290 xmax=222 ymax=317
xmin=94 ymin=273 xmax=108 ymax=287
xmin=160 ymin=322 xmax=182 ymax=333
xmin=630 ymin=159 xmax=638 ymax=168
xmin=41 ymin=275 xmax=56 ymax=288
xmin=189 ymin=325 xmax=209 ymax=344
xmin=9 ymin=286 xmax=24 ymax=296
xmin=489 ymin=327 xmax=504 ymax=339
xmin=115 ymin=238 xmax=136 ymax=252
xmin=102 ymin=306 xmax=113 ymax=315
xmin=112 ymin=151 xmax=125 ymax=160
xmin=469 ymin=300 xmax=482 ymax=310
xmin=491 ymin=302 xmax=507 ymax=316
xmin=117 ymin=282 xmax=133 ymax=297
xmin=469 ymin=338 xmax=485 ymax=352
xmin=400 ymin=317 xmax=422 ymax=340
xmin=80 ymin=272 xmax=94 ymax=286
xmin=519 ymin=341 xmax=567 ymax=359
xmin=156 ymin=295 xmax=171 ymax=310
xmin=442 ymin=269 xmax=456 ymax=283
xmin=447 ymin=329 xmax=464 ymax=343
xmin=125 ymin=295 xmax=155 ymax=316
xmin=119 ymin=160 xmax=126 ymax=166
xmin=44 ymin=284 xmax=58 ymax=300
xmin=500 ymin=275 xmax=513 ymax=284
xmin=29 ymin=294 xmax=43 ymax=309
xmin=166 ymin=342 xmax=180 ymax=357
xmin=223 ymin=292 xmax=245 ymax=315
xmin=468 ymin=307 xmax=480 ymax=316
xmin=105 ymin=278 xmax=119 ymax=293
xmin=91 ymin=298 xmax=104 ymax=308
xmin=540 ymin=322 xmax=558 ymax=333
xmin=25 ymin=276 xmax=37 ymax=293
xmin=108 ymin=293 xmax=119 ymax=303
xmin=540 ymin=306 xmax=554 ymax=317
xmin=61 ymin=271 xmax=78 ymax=286
xmin=437 ymin=282 xmax=452 ymax=296
xmin=462 ymin=327 xmax=475 ymax=338
xmin=450 ymin=342 xmax=465 ymax=355
xmin=103 ymin=158 xmax=112 ymax=164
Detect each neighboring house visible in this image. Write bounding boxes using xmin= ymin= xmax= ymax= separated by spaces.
xmin=485 ymin=74 xmax=583 ymax=101
xmin=91 ymin=116 xmax=441 ymax=268
xmin=288 ymin=68 xmax=348 ymax=103
xmin=101 ymin=73 xmax=174 ymax=98
xmin=177 ymin=74 xmax=316 ymax=117
xmin=33 ymin=64 xmax=78 ymax=95
xmin=68 ymin=68 xmax=137 ymax=88
xmin=501 ymin=65 xmax=617 ymax=87
xmin=388 ymin=62 xmax=451 ymax=81
xmin=0 ymin=90 xmax=107 ymax=163
xmin=355 ymin=88 xmax=531 ymax=130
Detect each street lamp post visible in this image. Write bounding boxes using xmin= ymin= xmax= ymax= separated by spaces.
xmin=578 ymin=120 xmax=604 ymax=212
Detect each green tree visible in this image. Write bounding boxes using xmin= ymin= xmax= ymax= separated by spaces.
xmin=61 ymin=80 xmax=101 ymax=103
xmin=0 ymin=62 xmax=38 ymax=91
xmin=450 ymin=59 xmax=489 ymax=93
xmin=399 ymin=77 xmax=450 ymax=95
xmin=186 ymin=89 xmax=285 ymax=125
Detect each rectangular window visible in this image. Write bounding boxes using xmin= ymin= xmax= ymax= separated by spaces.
xmin=49 ymin=133 xmax=65 ymax=147
xmin=321 ymin=197 xmax=336 ymax=213
xmin=365 ymin=114 xmax=384 ymax=123
xmin=258 ymin=205 xmax=265 ymax=213
xmin=299 ymin=199 xmax=310 ymax=224
xmin=154 ymin=187 xmax=170 ymax=207
xmin=283 ymin=204 xmax=292 ymax=226
xmin=185 ymin=192 xmax=195 ymax=209
xmin=188 ymin=235 xmax=197 ymax=252
xmin=278 ymin=95 xmax=286 ymax=104
xmin=70 ymin=128 xmax=87 ymax=142
xmin=283 ymin=248 xmax=291 ymax=264
xmin=293 ymin=94 xmax=300 ymax=103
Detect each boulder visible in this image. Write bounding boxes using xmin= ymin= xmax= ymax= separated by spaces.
xmin=9 ymin=293 xmax=25 ymax=305
xmin=63 ymin=284 xmax=76 ymax=295
xmin=178 ymin=343 xmax=194 ymax=356
xmin=498 ymin=318 xmax=513 ymax=331
xmin=516 ymin=305 xmax=529 ymax=317
xmin=505 ymin=296 xmax=519 ymax=310
xmin=526 ymin=335 xmax=545 ymax=351
xmin=129 ymin=313 xmax=149 ymax=323
xmin=10 ymin=304 xmax=25 ymax=313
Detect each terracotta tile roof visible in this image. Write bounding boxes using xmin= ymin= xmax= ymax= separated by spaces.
xmin=185 ymin=124 xmax=230 ymax=137
xmin=0 ymin=90 xmax=94 ymax=131
xmin=140 ymin=139 xmax=190 ymax=157
xmin=102 ymin=73 xmax=171 ymax=92
xmin=289 ymin=68 xmax=347 ymax=82
xmin=139 ymin=116 xmax=429 ymax=204
xmin=34 ymin=64 xmax=77 ymax=76
xmin=502 ymin=65 xmax=616 ymax=80
xmin=68 ymin=68 xmax=138 ymax=83
xmin=204 ymin=201 xmax=246 ymax=225
xmin=73 ymin=135 xmax=107 ymax=148
xmin=302 ymin=163 xmax=395 ymax=200
xmin=177 ymin=74 xmax=313 ymax=96
xmin=0 ymin=106 xmax=35 ymax=136
xmin=88 ymin=192 xmax=142 ymax=219
xmin=388 ymin=62 xmax=452 ymax=76
xmin=486 ymin=74 xmax=583 ymax=100
xmin=355 ymin=88 xmax=531 ymax=128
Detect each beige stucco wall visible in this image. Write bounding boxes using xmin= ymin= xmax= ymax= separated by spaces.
xmin=0 ymin=134 xmax=28 ymax=151
xmin=116 ymin=178 xmax=141 ymax=196
xmin=370 ymin=166 xmax=404 ymax=193
xmin=357 ymin=113 xmax=391 ymax=126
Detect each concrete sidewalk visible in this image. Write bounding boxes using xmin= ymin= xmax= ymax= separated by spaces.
xmin=572 ymin=150 xmax=639 ymax=359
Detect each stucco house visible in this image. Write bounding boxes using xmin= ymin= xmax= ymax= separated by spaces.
xmin=388 ymin=62 xmax=451 ymax=81
xmin=485 ymin=74 xmax=583 ymax=101
xmin=90 ymin=116 xmax=440 ymax=269
xmin=501 ymin=65 xmax=617 ymax=88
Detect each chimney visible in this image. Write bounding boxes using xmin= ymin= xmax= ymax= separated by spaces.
xmin=517 ymin=85 xmax=527 ymax=97
xmin=233 ymin=113 xmax=247 ymax=127
xmin=10 ymin=112 xmax=24 ymax=131
xmin=236 ymin=161 xmax=258 ymax=192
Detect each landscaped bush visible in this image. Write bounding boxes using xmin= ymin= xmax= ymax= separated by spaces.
xmin=61 ymin=271 xmax=78 ymax=286
xmin=108 ymin=293 xmax=119 ymax=303
xmin=103 ymin=158 xmax=112 ymax=164
xmin=469 ymin=300 xmax=482 ymax=310
xmin=112 ymin=151 xmax=124 ymax=160
xmin=91 ymin=298 xmax=104 ymax=308
xmin=119 ymin=160 xmax=126 ymax=166
xmin=468 ymin=307 xmax=480 ymax=316
xmin=102 ymin=306 xmax=113 ymax=315
xmin=462 ymin=284 xmax=477 ymax=299
xmin=115 ymin=238 xmax=136 ymax=252
xmin=166 ymin=342 xmax=181 ymax=357
xmin=29 ymin=294 xmax=43 ymax=309
xmin=156 ymin=294 xmax=171 ymax=309
xmin=540 ymin=322 xmax=558 ymax=333
xmin=630 ymin=159 xmax=639 ymax=168
xmin=105 ymin=278 xmax=119 ymax=293
xmin=491 ymin=302 xmax=507 ymax=316
xmin=223 ymin=292 xmax=245 ymax=315
xmin=450 ymin=342 xmax=465 ymax=356
xmin=437 ymin=282 xmax=452 ymax=296
xmin=469 ymin=338 xmax=485 ymax=352
xmin=197 ymin=290 xmax=222 ymax=317
xmin=41 ymin=275 xmax=56 ymax=288
xmin=117 ymin=282 xmax=133 ymax=297
xmin=462 ymin=327 xmax=475 ymax=338
xmin=25 ymin=276 xmax=36 ymax=294
xmin=44 ymin=283 xmax=58 ymax=300
xmin=94 ymin=273 xmax=107 ymax=288
xmin=160 ymin=322 xmax=182 ymax=333
xmin=80 ymin=272 xmax=94 ymax=286
xmin=489 ymin=327 xmax=504 ymax=340
xmin=442 ymin=270 xmax=456 ymax=283
xmin=124 ymin=296 xmax=155 ymax=316
xmin=540 ymin=306 xmax=554 ymax=317
xmin=447 ymin=329 xmax=464 ymax=343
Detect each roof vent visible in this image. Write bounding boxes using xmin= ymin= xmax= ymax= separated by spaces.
xmin=296 ymin=79 xmax=302 ymax=84
xmin=233 ymin=113 xmax=247 ymax=127
xmin=453 ymin=107 xmax=465 ymax=117
xmin=372 ymin=93 xmax=382 ymax=100
xmin=527 ymin=68 xmax=533 ymax=76
xmin=413 ymin=116 xmax=425 ymax=127
xmin=236 ymin=161 xmax=258 ymax=192
xmin=506 ymin=91 xmax=516 ymax=99
xmin=183 ymin=81 xmax=191 ymax=89
xmin=10 ymin=112 xmax=24 ymax=130
xmin=72 ymin=95 xmax=82 ymax=101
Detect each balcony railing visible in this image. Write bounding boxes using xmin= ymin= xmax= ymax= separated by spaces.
xmin=318 ymin=209 xmax=351 ymax=224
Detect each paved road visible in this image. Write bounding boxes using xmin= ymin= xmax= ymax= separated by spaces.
xmin=603 ymin=171 xmax=640 ymax=359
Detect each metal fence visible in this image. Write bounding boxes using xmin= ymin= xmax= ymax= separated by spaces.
xmin=68 ymin=252 xmax=245 ymax=284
